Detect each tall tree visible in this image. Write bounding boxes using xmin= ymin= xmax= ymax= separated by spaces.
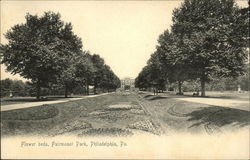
xmin=172 ymin=0 xmax=248 ymax=96
xmin=1 ymin=12 xmax=82 ymax=99
xmin=75 ymin=52 xmax=96 ymax=95
xmin=0 ymin=78 xmax=13 ymax=97
xmin=135 ymin=66 xmax=151 ymax=90
xmin=90 ymin=54 xmax=105 ymax=93
xmin=155 ymin=30 xmax=194 ymax=94
xmin=99 ymin=64 xmax=120 ymax=92
xmin=55 ymin=22 xmax=83 ymax=97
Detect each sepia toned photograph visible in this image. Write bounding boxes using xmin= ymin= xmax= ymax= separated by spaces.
xmin=0 ymin=0 xmax=249 ymax=159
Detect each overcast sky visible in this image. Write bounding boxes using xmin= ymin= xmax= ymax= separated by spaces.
xmin=1 ymin=1 xmax=248 ymax=81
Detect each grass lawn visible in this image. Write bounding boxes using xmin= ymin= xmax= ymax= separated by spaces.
xmin=1 ymin=92 xmax=249 ymax=137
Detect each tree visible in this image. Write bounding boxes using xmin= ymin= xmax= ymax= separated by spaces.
xmin=11 ymin=80 xmax=27 ymax=96
xmin=235 ymin=1 xmax=249 ymax=48
xmin=59 ymin=62 xmax=77 ymax=97
xmin=0 ymin=79 xmax=31 ymax=97
xmin=1 ymin=12 xmax=83 ymax=99
xmin=156 ymin=30 xmax=194 ymax=94
xmin=55 ymin=22 xmax=83 ymax=97
xmin=99 ymin=64 xmax=121 ymax=92
xmin=0 ymin=78 xmax=13 ymax=97
xmin=146 ymin=52 xmax=167 ymax=92
xmin=135 ymin=66 xmax=151 ymax=90
xmin=75 ymin=52 xmax=96 ymax=95
xmin=90 ymin=54 xmax=106 ymax=93
xmin=74 ymin=52 xmax=120 ymax=95
xmin=172 ymin=0 xmax=248 ymax=96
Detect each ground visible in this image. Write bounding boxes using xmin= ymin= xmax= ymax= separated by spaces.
xmin=1 ymin=91 xmax=249 ymax=137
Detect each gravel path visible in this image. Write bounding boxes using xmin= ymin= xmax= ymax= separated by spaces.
xmin=176 ymin=97 xmax=249 ymax=111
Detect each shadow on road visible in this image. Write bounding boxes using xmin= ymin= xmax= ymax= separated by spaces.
xmin=187 ymin=106 xmax=250 ymax=128
xmin=147 ymin=96 xmax=168 ymax=101
xmin=143 ymin=95 xmax=168 ymax=101
xmin=144 ymin=95 xmax=154 ymax=98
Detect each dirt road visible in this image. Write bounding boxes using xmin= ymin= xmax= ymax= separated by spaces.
xmin=176 ymin=97 xmax=249 ymax=111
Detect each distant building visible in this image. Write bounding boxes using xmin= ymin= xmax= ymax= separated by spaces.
xmin=121 ymin=77 xmax=135 ymax=90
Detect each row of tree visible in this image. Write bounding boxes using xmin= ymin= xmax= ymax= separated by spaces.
xmin=1 ymin=12 xmax=120 ymax=99
xmin=135 ymin=0 xmax=249 ymax=96
xmin=168 ymin=71 xmax=249 ymax=92
xmin=0 ymin=79 xmax=30 ymax=97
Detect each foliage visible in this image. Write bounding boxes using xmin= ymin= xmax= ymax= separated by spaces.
xmin=0 ymin=79 xmax=31 ymax=97
xmin=171 ymin=0 xmax=248 ymax=96
xmin=90 ymin=54 xmax=120 ymax=93
xmin=1 ymin=12 xmax=81 ymax=99
xmin=1 ymin=11 xmax=120 ymax=98
xmin=136 ymin=0 xmax=249 ymax=96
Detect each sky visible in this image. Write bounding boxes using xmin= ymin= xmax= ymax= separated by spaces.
xmin=0 ymin=0 xmax=248 ymax=81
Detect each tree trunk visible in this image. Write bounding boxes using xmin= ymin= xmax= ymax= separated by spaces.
xmin=86 ymin=81 xmax=89 ymax=95
xmin=201 ymin=80 xmax=205 ymax=97
xmin=64 ymin=84 xmax=68 ymax=98
xmin=178 ymin=81 xmax=182 ymax=94
xmin=87 ymin=85 xmax=89 ymax=95
xmin=93 ymin=79 xmax=97 ymax=94
xmin=201 ymin=72 xmax=206 ymax=97
xmin=36 ymin=80 xmax=41 ymax=100
xmin=94 ymin=86 xmax=96 ymax=94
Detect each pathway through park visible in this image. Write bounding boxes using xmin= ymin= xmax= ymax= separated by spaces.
xmin=1 ymin=93 xmax=111 ymax=111
xmin=142 ymin=92 xmax=249 ymax=111
xmin=176 ymin=97 xmax=249 ymax=111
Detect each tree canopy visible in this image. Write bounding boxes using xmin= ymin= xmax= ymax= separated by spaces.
xmin=135 ymin=0 xmax=249 ymax=96
xmin=1 ymin=11 xmax=120 ymax=99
